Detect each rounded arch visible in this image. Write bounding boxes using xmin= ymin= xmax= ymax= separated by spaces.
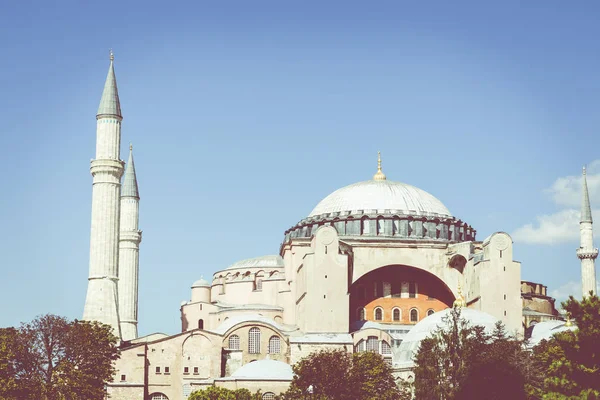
xmin=449 ymin=254 xmax=467 ymax=273
xmin=150 ymin=393 xmax=168 ymax=400
xmin=228 ymin=334 xmax=240 ymax=350
xmin=392 ymin=307 xmax=401 ymax=322
xmin=410 ymin=308 xmax=419 ymax=323
xmin=268 ymin=335 xmax=281 ymax=354
xmin=427 ymin=309 xmax=435 ymax=317
xmin=374 ymin=307 xmax=383 ymax=321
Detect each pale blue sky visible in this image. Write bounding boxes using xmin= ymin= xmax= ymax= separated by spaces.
xmin=1 ymin=1 xmax=599 ymax=335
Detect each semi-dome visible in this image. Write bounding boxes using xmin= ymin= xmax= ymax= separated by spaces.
xmin=309 ymin=179 xmax=452 ymax=218
xmin=397 ymin=307 xmax=498 ymax=366
xmin=191 ymin=277 xmax=210 ymax=288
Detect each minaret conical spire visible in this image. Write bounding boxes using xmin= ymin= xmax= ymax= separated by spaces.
xmin=581 ymin=166 xmax=593 ymax=223
xmin=122 ymin=144 xmax=139 ymax=198
xmin=97 ymin=50 xmax=122 ymax=118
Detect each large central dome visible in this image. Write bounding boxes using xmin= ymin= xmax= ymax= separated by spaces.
xmin=309 ymin=179 xmax=452 ymax=218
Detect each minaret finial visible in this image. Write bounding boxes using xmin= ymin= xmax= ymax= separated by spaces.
xmin=373 ymin=151 xmax=387 ymax=181
xmin=109 ymin=49 xmax=114 ymax=62
xmin=129 ymin=142 xmax=133 ymax=151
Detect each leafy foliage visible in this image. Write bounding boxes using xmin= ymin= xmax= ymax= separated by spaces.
xmin=412 ymin=307 xmax=536 ymax=400
xmin=283 ymin=349 xmax=408 ymax=400
xmin=188 ymin=387 xmax=269 ymax=400
xmin=531 ymin=292 xmax=600 ymax=399
xmin=0 ymin=314 xmax=119 ymax=400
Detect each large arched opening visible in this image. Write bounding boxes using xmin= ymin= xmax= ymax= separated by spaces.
xmin=349 ymin=265 xmax=455 ymax=329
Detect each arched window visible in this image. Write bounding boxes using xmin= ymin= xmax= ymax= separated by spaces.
xmin=357 ymin=308 xmax=365 ymax=321
xmin=427 ymin=309 xmax=435 ymax=317
xmin=381 ymin=340 xmax=391 ymax=355
xmin=248 ymin=327 xmax=261 ymax=354
xmin=198 ymin=319 xmax=204 ymax=330
xmin=366 ymin=336 xmax=379 ymax=352
xmin=361 ymin=217 xmax=370 ymax=235
xmin=254 ymin=271 xmax=264 ymax=291
xmin=377 ymin=217 xmax=385 ymax=235
xmin=150 ymin=393 xmax=169 ymax=400
xmin=228 ymin=334 xmax=240 ymax=350
xmin=374 ymin=307 xmax=383 ymax=321
xmin=410 ymin=308 xmax=419 ymax=323
xmin=268 ymin=336 xmax=281 ymax=354
xmin=219 ymin=276 xmax=225 ymax=294
xmin=263 ymin=393 xmax=276 ymax=400
xmin=355 ymin=339 xmax=365 ymax=352
xmin=393 ymin=308 xmax=401 ymax=321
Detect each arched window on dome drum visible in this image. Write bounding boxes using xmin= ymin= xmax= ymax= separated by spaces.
xmin=150 ymin=393 xmax=169 ymax=400
xmin=268 ymin=336 xmax=281 ymax=354
xmin=254 ymin=271 xmax=264 ymax=291
xmin=410 ymin=308 xmax=419 ymax=323
xmin=357 ymin=307 xmax=366 ymax=321
xmin=263 ymin=393 xmax=276 ymax=400
xmin=381 ymin=340 xmax=391 ymax=355
xmin=427 ymin=309 xmax=435 ymax=317
xmin=393 ymin=308 xmax=401 ymax=321
xmin=374 ymin=307 xmax=383 ymax=321
xmin=248 ymin=327 xmax=261 ymax=354
xmin=228 ymin=334 xmax=240 ymax=350
xmin=361 ymin=217 xmax=370 ymax=235
xmin=366 ymin=336 xmax=378 ymax=352
xmin=393 ymin=217 xmax=400 ymax=235
xmin=377 ymin=217 xmax=384 ymax=235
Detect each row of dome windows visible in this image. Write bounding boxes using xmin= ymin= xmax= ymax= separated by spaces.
xmin=357 ymin=307 xmax=435 ymax=322
xmin=151 ymin=391 xmax=277 ymax=400
xmin=228 ymin=328 xmax=281 ymax=354
xmin=355 ymin=281 xmax=420 ymax=299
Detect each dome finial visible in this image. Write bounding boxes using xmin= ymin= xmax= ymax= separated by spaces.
xmin=565 ymin=312 xmax=573 ymax=327
xmin=109 ymin=49 xmax=114 ymax=61
xmin=453 ymin=282 xmax=467 ymax=308
xmin=373 ymin=151 xmax=386 ymax=181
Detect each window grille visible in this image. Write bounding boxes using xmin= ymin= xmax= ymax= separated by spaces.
xmin=377 ymin=218 xmax=384 ymax=234
xmin=263 ymin=393 xmax=276 ymax=400
xmin=229 ymin=334 xmax=240 ymax=350
xmin=410 ymin=308 xmax=419 ymax=323
xmin=366 ymin=336 xmax=378 ymax=352
xmin=269 ymin=336 xmax=281 ymax=354
xmin=355 ymin=340 xmax=365 ymax=352
xmin=381 ymin=341 xmax=391 ymax=355
xmin=249 ymin=327 xmax=261 ymax=354
xmin=150 ymin=393 xmax=169 ymax=400
xmin=374 ymin=308 xmax=383 ymax=321
xmin=393 ymin=308 xmax=401 ymax=321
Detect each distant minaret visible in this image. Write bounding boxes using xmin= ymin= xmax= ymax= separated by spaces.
xmin=118 ymin=145 xmax=142 ymax=340
xmin=83 ymin=51 xmax=124 ymax=338
xmin=577 ymin=166 xmax=598 ymax=297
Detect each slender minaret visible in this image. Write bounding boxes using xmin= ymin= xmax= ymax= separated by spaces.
xmin=118 ymin=144 xmax=142 ymax=340
xmin=83 ymin=51 xmax=124 ymax=338
xmin=577 ymin=166 xmax=598 ymax=297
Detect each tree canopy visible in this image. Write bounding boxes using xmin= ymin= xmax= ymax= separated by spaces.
xmin=0 ymin=314 xmax=120 ymax=400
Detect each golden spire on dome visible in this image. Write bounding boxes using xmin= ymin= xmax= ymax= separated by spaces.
xmin=565 ymin=312 xmax=573 ymax=327
xmin=453 ymin=282 xmax=467 ymax=308
xmin=373 ymin=151 xmax=387 ymax=181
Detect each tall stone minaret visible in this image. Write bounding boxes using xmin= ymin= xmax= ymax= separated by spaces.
xmin=577 ymin=166 xmax=598 ymax=297
xmin=118 ymin=145 xmax=142 ymax=340
xmin=83 ymin=51 xmax=124 ymax=338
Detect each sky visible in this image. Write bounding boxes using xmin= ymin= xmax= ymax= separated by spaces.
xmin=1 ymin=1 xmax=600 ymax=335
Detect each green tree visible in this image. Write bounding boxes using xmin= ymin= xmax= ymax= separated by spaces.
xmin=0 ymin=328 xmax=19 ymax=399
xmin=532 ymin=292 xmax=600 ymax=399
xmin=283 ymin=348 xmax=406 ymax=400
xmin=413 ymin=307 xmax=535 ymax=400
xmin=188 ymin=387 xmax=268 ymax=400
xmin=0 ymin=314 xmax=119 ymax=400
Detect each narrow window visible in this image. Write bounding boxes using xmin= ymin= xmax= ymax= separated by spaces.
xmin=164 ymin=367 xmax=170 ymax=374
xmin=229 ymin=334 xmax=240 ymax=350
xmin=383 ymin=282 xmax=391 ymax=298
xmin=120 ymin=374 xmax=126 ymax=381
xmin=381 ymin=341 xmax=392 ymax=355
xmin=155 ymin=366 xmax=161 ymax=374
xmin=358 ymin=308 xmax=366 ymax=321
xmin=377 ymin=217 xmax=384 ymax=235
xmin=393 ymin=308 xmax=401 ymax=321
xmin=504 ymin=294 xmax=506 ymax=300
xmin=374 ymin=307 xmax=383 ymax=321
xmin=355 ymin=340 xmax=365 ymax=352
xmin=362 ymin=218 xmax=370 ymax=234
xmin=409 ymin=282 xmax=417 ymax=298
xmin=249 ymin=327 xmax=261 ymax=354
xmin=193 ymin=367 xmax=199 ymax=374
xmin=410 ymin=308 xmax=419 ymax=323
xmin=269 ymin=336 xmax=281 ymax=354
xmin=183 ymin=367 xmax=189 ymax=374
xmin=198 ymin=319 xmax=204 ymax=330
xmin=254 ymin=271 xmax=264 ymax=291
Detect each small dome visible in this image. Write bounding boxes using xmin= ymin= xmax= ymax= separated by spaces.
xmin=397 ymin=308 xmax=498 ymax=366
xmin=231 ymin=359 xmax=293 ymax=380
xmin=529 ymin=320 xmax=576 ymax=347
xmin=309 ymin=180 xmax=451 ymax=218
xmin=192 ymin=278 xmax=210 ymax=288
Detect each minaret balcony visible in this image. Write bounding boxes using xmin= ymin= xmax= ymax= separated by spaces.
xmin=576 ymin=247 xmax=598 ymax=260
